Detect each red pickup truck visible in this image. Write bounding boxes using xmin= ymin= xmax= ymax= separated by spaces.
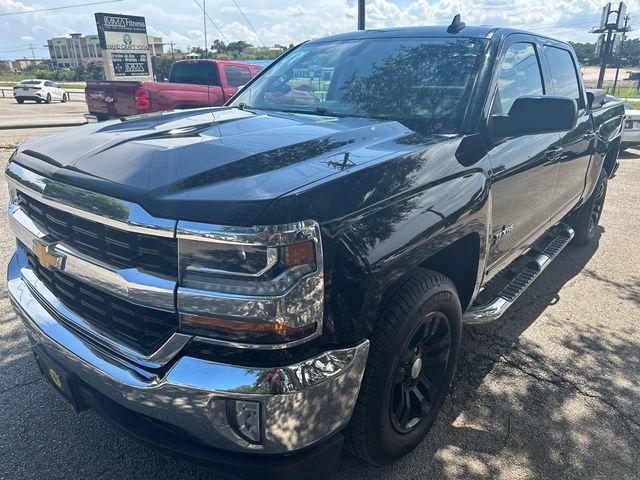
xmin=84 ymin=59 xmax=264 ymax=120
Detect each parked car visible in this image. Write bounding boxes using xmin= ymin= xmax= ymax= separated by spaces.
xmin=605 ymin=94 xmax=640 ymax=148
xmin=6 ymin=22 xmax=623 ymax=480
xmin=12 ymin=79 xmax=69 ymax=104
xmin=84 ymin=59 xmax=264 ymax=121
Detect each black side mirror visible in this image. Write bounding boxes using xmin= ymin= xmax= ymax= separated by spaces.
xmin=491 ymin=96 xmax=578 ymax=139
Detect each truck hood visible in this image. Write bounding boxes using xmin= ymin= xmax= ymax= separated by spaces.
xmin=14 ymin=107 xmax=428 ymax=225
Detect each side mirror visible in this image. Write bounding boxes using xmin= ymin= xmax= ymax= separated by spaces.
xmin=491 ymin=96 xmax=578 ymax=139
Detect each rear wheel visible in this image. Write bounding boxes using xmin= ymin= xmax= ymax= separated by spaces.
xmin=45 ymin=93 xmax=52 ymax=104
xmin=345 ymin=269 xmax=462 ymax=465
xmin=572 ymin=168 xmax=608 ymax=245
xmin=16 ymin=98 xmax=24 ymax=104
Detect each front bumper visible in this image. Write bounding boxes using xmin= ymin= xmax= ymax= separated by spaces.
xmin=7 ymin=246 xmax=369 ymax=459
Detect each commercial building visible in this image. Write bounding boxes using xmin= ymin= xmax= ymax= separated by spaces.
xmin=47 ymin=33 xmax=163 ymax=69
xmin=3 ymin=59 xmax=46 ymax=72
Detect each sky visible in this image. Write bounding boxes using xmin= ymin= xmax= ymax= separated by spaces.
xmin=1 ymin=0 xmax=639 ymax=60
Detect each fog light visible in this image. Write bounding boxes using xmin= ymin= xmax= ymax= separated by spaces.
xmin=227 ymin=399 xmax=262 ymax=444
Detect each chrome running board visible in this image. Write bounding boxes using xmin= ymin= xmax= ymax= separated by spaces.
xmin=464 ymin=223 xmax=575 ymax=325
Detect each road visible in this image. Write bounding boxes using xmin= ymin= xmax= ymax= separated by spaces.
xmin=0 ymin=97 xmax=87 ymax=132
xmin=0 ymin=127 xmax=639 ymax=480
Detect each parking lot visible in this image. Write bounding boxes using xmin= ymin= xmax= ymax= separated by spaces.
xmin=0 ymin=96 xmax=87 ymax=133
xmin=0 ymin=122 xmax=639 ymax=480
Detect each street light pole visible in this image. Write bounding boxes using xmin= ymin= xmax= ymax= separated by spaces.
xmin=358 ymin=0 xmax=365 ymax=30
xmin=203 ymin=0 xmax=208 ymax=59
xmin=612 ymin=14 xmax=631 ymax=95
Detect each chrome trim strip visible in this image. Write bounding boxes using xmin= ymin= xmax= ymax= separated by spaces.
xmin=12 ymin=245 xmax=190 ymax=368
xmin=6 ymin=161 xmax=176 ymax=238
xmin=8 ymin=251 xmax=369 ymax=453
xmin=177 ymin=219 xmax=320 ymax=246
xmin=8 ymin=202 xmax=176 ymax=311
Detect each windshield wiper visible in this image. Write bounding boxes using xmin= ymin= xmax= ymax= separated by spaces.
xmin=275 ymin=107 xmax=354 ymax=118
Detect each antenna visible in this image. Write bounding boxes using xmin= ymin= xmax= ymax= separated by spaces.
xmin=447 ymin=14 xmax=466 ymax=34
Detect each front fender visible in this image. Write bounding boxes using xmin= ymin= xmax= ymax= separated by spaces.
xmin=325 ymin=169 xmax=491 ymax=343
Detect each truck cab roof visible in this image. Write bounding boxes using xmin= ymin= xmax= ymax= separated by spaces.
xmin=309 ymin=25 xmax=572 ymax=49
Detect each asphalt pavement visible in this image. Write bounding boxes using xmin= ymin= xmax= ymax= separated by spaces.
xmin=0 ymin=128 xmax=639 ymax=480
xmin=0 ymin=97 xmax=88 ymax=131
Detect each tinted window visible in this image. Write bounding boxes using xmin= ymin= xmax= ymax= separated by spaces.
xmin=231 ymin=38 xmax=487 ymax=134
xmin=495 ymin=43 xmax=544 ymax=114
xmin=169 ymin=62 xmax=220 ymax=86
xmin=545 ymin=47 xmax=582 ymax=107
xmin=224 ymin=65 xmax=252 ymax=87
xmin=44 ymin=81 xmax=54 ymax=87
xmin=21 ymin=80 xmax=42 ymax=85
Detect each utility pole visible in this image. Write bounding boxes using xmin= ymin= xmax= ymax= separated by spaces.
xmin=592 ymin=2 xmax=629 ymax=89
xmin=612 ymin=14 xmax=631 ymax=94
xmin=28 ymin=43 xmax=35 ymax=60
xmin=170 ymin=41 xmax=175 ymax=62
xmin=203 ymin=0 xmax=208 ymax=59
xmin=358 ymin=0 xmax=365 ymax=30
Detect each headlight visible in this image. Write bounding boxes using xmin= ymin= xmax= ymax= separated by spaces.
xmin=176 ymin=220 xmax=324 ymax=348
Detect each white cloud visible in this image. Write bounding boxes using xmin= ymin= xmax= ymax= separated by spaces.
xmin=1 ymin=0 xmax=639 ymax=60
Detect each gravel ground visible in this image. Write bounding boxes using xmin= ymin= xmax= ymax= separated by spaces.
xmin=0 ymin=135 xmax=639 ymax=480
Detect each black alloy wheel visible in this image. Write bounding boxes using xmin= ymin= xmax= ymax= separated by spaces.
xmin=573 ymin=168 xmax=608 ymax=245
xmin=345 ymin=268 xmax=462 ymax=465
xmin=390 ymin=312 xmax=451 ymax=433
xmin=589 ymin=179 xmax=606 ymax=234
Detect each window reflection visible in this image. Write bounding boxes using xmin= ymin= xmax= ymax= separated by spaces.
xmin=232 ymin=38 xmax=487 ymax=134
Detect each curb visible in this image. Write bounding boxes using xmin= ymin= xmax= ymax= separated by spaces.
xmin=0 ymin=121 xmax=87 ymax=130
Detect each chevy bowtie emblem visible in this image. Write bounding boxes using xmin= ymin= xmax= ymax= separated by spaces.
xmin=32 ymin=239 xmax=65 ymax=271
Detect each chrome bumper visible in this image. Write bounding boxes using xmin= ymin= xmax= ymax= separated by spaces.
xmin=7 ymin=248 xmax=369 ymax=455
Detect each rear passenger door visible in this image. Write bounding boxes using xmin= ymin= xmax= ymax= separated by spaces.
xmin=543 ymin=45 xmax=594 ymax=220
xmin=486 ymin=39 xmax=562 ymax=274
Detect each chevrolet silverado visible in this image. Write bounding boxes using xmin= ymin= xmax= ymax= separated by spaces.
xmin=6 ymin=21 xmax=624 ymax=479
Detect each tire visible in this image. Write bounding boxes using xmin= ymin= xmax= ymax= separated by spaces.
xmin=572 ymin=168 xmax=608 ymax=245
xmin=35 ymin=99 xmax=42 ymax=104
xmin=61 ymin=93 xmax=68 ymax=103
xmin=345 ymin=268 xmax=463 ymax=465
xmin=16 ymin=98 xmax=24 ymax=104
xmin=45 ymin=93 xmax=51 ymax=104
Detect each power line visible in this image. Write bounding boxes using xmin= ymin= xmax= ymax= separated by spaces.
xmin=230 ymin=0 xmax=267 ymax=48
xmin=0 ymin=0 xmax=123 ymax=16
xmin=193 ymin=0 xmax=229 ymax=44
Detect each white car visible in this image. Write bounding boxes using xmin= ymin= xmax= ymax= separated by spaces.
xmin=606 ymin=94 xmax=640 ymax=148
xmin=13 ymin=79 xmax=69 ymax=104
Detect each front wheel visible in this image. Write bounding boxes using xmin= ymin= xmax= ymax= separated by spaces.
xmin=16 ymin=98 xmax=24 ymax=104
xmin=345 ymin=269 xmax=462 ymax=465
xmin=572 ymin=168 xmax=608 ymax=245
xmin=61 ymin=93 xmax=68 ymax=103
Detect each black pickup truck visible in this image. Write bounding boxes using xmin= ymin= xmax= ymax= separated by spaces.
xmin=6 ymin=22 xmax=623 ymax=479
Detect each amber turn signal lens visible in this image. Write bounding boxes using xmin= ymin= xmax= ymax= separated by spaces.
xmin=181 ymin=314 xmax=317 ymax=343
xmin=283 ymin=240 xmax=316 ymax=267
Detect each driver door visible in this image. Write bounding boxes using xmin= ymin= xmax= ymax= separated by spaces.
xmin=485 ymin=39 xmax=562 ymax=276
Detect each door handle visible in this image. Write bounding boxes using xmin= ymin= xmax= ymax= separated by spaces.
xmin=545 ymin=147 xmax=563 ymax=161
xmin=583 ymin=131 xmax=596 ymax=140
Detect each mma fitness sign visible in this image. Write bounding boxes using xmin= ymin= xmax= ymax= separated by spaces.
xmin=95 ymin=13 xmax=149 ymax=51
xmin=95 ymin=12 xmax=153 ymax=80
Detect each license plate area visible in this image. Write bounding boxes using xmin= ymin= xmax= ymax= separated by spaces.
xmin=33 ymin=346 xmax=89 ymax=412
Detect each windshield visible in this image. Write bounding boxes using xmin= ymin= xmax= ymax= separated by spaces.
xmin=231 ymin=37 xmax=487 ymax=134
xmin=169 ymin=62 xmax=220 ymax=86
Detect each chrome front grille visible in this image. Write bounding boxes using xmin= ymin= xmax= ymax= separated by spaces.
xmin=26 ymin=251 xmax=178 ymax=354
xmin=17 ymin=191 xmax=178 ymax=277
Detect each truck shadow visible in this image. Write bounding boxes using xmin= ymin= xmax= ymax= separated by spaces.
xmin=335 ymin=226 xmax=640 ymax=479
